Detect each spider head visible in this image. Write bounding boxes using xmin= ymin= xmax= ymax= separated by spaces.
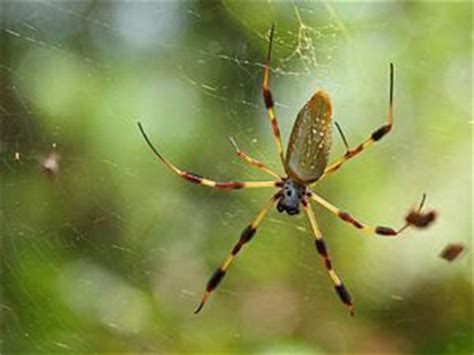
xmin=277 ymin=179 xmax=306 ymax=215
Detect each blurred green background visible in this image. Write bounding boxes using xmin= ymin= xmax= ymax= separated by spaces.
xmin=1 ymin=2 xmax=472 ymax=353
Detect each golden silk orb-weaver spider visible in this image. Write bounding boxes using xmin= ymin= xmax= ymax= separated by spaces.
xmin=137 ymin=25 xmax=436 ymax=316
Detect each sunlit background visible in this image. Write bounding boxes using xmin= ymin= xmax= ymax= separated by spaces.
xmin=1 ymin=2 xmax=472 ymax=353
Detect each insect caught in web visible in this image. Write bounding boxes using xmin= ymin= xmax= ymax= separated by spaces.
xmin=137 ymin=25 xmax=436 ymax=315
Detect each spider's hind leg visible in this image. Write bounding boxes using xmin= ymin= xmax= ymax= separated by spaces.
xmin=322 ymin=63 xmax=395 ymax=179
xmin=262 ymin=24 xmax=286 ymax=169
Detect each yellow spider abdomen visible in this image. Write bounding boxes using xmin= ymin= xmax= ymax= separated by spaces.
xmin=285 ymin=90 xmax=333 ymax=184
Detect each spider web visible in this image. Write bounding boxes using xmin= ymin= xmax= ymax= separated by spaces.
xmin=1 ymin=2 xmax=472 ymax=353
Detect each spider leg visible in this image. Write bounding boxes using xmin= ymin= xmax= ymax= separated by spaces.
xmin=229 ymin=137 xmax=282 ymax=179
xmin=307 ymin=191 xmax=435 ymax=236
xmin=302 ymin=200 xmax=354 ymax=315
xmin=138 ymin=122 xmax=280 ymax=189
xmin=322 ymin=63 xmax=394 ymax=179
xmin=195 ymin=192 xmax=280 ymax=314
xmin=334 ymin=121 xmax=350 ymax=152
xmin=262 ymin=24 xmax=286 ymax=168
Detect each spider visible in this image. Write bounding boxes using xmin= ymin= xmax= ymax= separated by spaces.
xmin=137 ymin=25 xmax=436 ymax=316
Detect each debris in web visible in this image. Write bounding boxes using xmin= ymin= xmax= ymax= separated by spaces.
xmin=439 ymin=243 xmax=466 ymax=262
xmin=404 ymin=194 xmax=437 ymax=229
xmin=405 ymin=210 xmax=437 ymax=229
xmin=41 ymin=149 xmax=61 ymax=180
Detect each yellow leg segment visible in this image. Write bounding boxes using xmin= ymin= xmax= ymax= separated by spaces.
xmin=321 ymin=63 xmax=394 ymax=179
xmin=308 ymin=191 xmax=431 ymax=237
xmin=302 ymin=201 xmax=354 ymax=315
xmin=229 ymin=137 xmax=282 ymax=179
xmin=195 ymin=193 xmax=280 ymax=313
xmin=262 ymin=24 xmax=286 ymax=168
xmin=138 ymin=122 xmax=279 ymax=190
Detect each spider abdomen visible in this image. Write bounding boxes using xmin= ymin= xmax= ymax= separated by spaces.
xmin=286 ymin=90 xmax=333 ymax=184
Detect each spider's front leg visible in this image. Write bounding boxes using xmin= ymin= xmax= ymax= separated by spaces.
xmin=194 ymin=192 xmax=281 ymax=313
xmin=302 ymin=200 xmax=354 ymax=315
xmin=138 ymin=122 xmax=280 ymax=190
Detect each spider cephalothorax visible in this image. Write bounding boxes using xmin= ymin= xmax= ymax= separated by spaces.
xmin=277 ymin=179 xmax=306 ymax=215
xmin=138 ymin=24 xmax=436 ymax=316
